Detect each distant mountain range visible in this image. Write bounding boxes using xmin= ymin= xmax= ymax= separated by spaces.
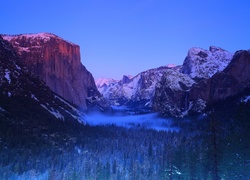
xmin=1 ymin=32 xmax=250 ymax=119
xmin=96 ymin=46 xmax=250 ymax=117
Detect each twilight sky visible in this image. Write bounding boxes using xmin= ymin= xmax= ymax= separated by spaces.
xmin=1 ymin=0 xmax=250 ymax=80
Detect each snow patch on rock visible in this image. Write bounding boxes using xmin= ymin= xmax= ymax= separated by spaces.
xmin=2 ymin=33 xmax=76 ymax=46
xmin=98 ymin=66 xmax=173 ymax=106
xmin=31 ymin=93 xmax=39 ymax=102
xmin=0 ymin=107 xmax=6 ymax=112
xmin=5 ymin=69 xmax=11 ymax=84
xmin=95 ymin=78 xmax=118 ymax=88
xmin=40 ymin=104 xmax=65 ymax=120
xmin=242 ymin=95 xmax=250 ymax=103
xmin=161 ymin=69 xmax=195 ymax=91
xmin=181 ymin=46 xmax=233 ymax=79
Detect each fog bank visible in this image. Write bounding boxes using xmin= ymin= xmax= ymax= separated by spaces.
xmin=85 ymin=112 xmax=178 ymax=132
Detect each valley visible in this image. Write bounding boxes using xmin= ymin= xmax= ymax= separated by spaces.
xmin=1 ymin=33 xmax=250 ymax=179
xmin=1 ymin=105 xmax=250 ymax=179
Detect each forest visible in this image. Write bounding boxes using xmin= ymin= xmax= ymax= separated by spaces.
xmin=0 ymin=101 xmax=250 ymax=180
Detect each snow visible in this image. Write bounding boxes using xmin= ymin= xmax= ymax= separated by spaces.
xmin=3 ymin=33 xmax=51 ymax=42
xmin=2 ymin=32 xmax=77 ymax=46
xmin=0 ymin=107 xmax=6 ymax=112
xmin=242 ymin=95 xmax=250 ymax=103
xmin=40 ymin=104 xmax=65 ymax=120
xmin=99 ymin=66 xmax=172 ymax=104
xmin=95 ymin=77 xmax=118 ymax=88
xmin=18 ymin=47 xmax=30 ymax=52
xmin=55 ymin=95 xmax=80 ymax=112
xmin=126 ymin=75 xmax=133 ymax=79
xmin=182 ymin=46 xmax=233 ymax=79
xmin=1 ymin=36 xmax=13 ymax=41
xmin=162 ymin=69 xmax=195 ymax=91
xmin=15 ymin=64 xmax=21 ymax=70
xmin=63 ymin=109 xmax=85 ymax=123
xmin=145 ymin=101 xmax=151 ymax=107
xmin=5 ymin=69 xmax=11 ymax=84
xmin=166 ymin=64 xmax=176 ymax=68
xmin=54 ymin=95 xmax=85 ymax=123
xmin=191 ymin=99 xmax=206 ymax=113
xmin=8 ymin=92 xmax=11 ymax=97
xmin=31 ymin=94 xmax=39 ymax=102
xmin=122 ymin=74 xmax=141 ymax=99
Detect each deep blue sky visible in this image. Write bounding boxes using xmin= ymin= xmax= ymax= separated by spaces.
xmin=1 ymin=0 xmax=250 ymax=79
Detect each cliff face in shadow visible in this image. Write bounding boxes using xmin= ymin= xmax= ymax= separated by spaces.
xmin=189 ymin=50 xmax=250 ymax=104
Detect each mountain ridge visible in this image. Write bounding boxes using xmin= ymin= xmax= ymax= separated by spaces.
xmin=97 ymin=46 xmax=250 ymax=117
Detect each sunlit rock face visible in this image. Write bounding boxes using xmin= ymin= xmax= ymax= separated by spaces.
xmin=2 ymin=33 xmax=99 ymax=109
xmin=0 ymin=35 xmax=84 ymax=122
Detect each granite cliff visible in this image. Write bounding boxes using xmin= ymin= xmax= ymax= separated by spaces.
xmin=97 ymin=46 xmax=250 ymax=117
xmin=2 ymin=33 xmax=100 ymax=109
xmin=0 ymin=35 xmax=84 ymax=122
xmin=181 ymin=46 xmax=233 ymax=79
xmin=188 ymin=50 xmax=250 ymax=106
xmin=153 ymin=47 xmax=250 ymax=117
xmin=96 ymin=66 xmax=180 ymax=111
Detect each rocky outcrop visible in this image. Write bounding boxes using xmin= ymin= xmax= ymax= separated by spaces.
xmin=96 ymin=78 xmax=119 ymax=89
xmin=95 ymin=45 xmax=248 ymax=117
xmin=152 ymin=69 xmax=195 ymax=117
xmin=0 ymin=35 xmax=85 ymax=122
xmin=97 ymin=66 xmax=179 ymax=109
xmin=153 ymin=48 xmax=250 ymax=117
xmin=97 ymin=44 xmax=234 ymax=116
xmin=189 ymin=50 xmax=250 ymax=106
xmin=181 ymin=46 xmax=232 ymax=79
xmin=119 ymin=75 xmax=132 ymax=85
xmin=2 ymin=33 xmax=100 ymax=109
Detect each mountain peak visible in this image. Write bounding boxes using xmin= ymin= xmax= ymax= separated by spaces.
xmin=95 ymin=77 xmax=118 ymax=88
xmin=166 ymin=64 xmax=176 ymax=68
xmin=182 ymin=46 xmax=233 ymax=79
xmin=120 ymin=75 xmax=133 ymax=84
xmin=209 ymin=46 xmax=226 ymax=53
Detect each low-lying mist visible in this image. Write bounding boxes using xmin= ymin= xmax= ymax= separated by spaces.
xmin=85 ymin=112 xmax=178 ymax=132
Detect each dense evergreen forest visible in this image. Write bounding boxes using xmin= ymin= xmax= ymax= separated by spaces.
xmin=0 ymin=101 xmax=250 ymax=180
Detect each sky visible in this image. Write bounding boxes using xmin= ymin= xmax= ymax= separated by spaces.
xmin=1 ymin=0 xmax=250 ymax=80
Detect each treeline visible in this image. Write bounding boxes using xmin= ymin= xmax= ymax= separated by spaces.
xmin=0 ymin=104 xmax=250 ymax=179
